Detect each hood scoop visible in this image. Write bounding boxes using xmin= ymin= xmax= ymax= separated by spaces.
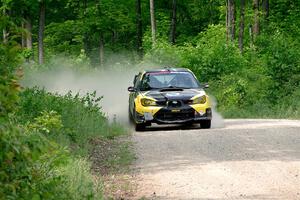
xmin=159 ymin=88 xmax=183 ymax=92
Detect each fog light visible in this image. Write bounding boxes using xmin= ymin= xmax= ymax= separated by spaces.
xmin=144 ymin=112 xmax=153 ymax=120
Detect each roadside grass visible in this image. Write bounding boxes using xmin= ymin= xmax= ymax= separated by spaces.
xmin=60 ymin=158 xmax=103 ymax=199
xmin=1 ymin=87 xmax=133 ymax=199
xmin=104 ymin=140 xmax=134 ymax=173
xmin=219 ymin=103 xmax=300 ymax=119
xmin=90 ymin=136 xmax=136 ymax=199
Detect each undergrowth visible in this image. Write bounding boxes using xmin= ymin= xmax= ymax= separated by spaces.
xmin=0 ymin=87 xmax=128 ymax=199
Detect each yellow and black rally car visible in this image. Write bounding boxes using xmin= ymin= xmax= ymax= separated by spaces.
xmin=128 ymin=68 xmax=212 ymax=131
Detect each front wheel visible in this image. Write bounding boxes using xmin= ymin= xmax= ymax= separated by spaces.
xmin=135 ymin=123 xmax=146 ymax=131
xmin=200 ymin=120 xmax=211 ymax=129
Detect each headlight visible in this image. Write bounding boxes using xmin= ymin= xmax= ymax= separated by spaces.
xmin=191 ymin=95 xmax=207 ymax=104
xmin=141 ymin=98 xmax=157 ymax=106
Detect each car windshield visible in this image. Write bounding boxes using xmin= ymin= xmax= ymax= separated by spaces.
xmin=139 ymin=71 xmax=200 ymax=91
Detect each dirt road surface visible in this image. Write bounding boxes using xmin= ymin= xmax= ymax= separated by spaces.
xmin=132 ymin=119 xmax=300 ymax=200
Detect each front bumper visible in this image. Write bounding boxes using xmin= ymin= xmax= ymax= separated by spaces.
xmin=135 ymin=107 xmax=212 ymax=124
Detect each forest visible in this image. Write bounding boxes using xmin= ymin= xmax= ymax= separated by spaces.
xmin=1 ymin=0 xmax=300 ymax=199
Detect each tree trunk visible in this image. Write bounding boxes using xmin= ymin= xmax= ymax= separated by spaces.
xmin=3 ymin=9 xmax=8 ymax=44
xmin=21 ymin=21 xmax=26 ymax=48
xmin=25 ymin=16 xmax=33 ymax=60
xmin=3 ymin=29 xmax=8 ymax=44
xmin=262 ymin=0 xmax=269 ymax=19
xmin=253 ymin=0 xmax=260 ymax=37
xmin=149 ymin=0 xmax=156 ymax=46
xmin=238 ymin=0 xmax=245 ymax=53
xmin=83 ymin=0 xmax=89 ymax=54
xmin=136 ymin=0 xmax=143 ymax=59
xmin=226 ymin=0 xmax=235 ymax=42
xmin=111 ymin=30 xmax=117 ymax=44
xmin=229 ymin=0 xmax=235 ymax=41
xmin=169 ymin=0 xmax=177 ymax=45
xmin=99 ymin=33 xmax=104 ymax=66
xmin=249 ymin=25 xmax=253 ymax=48
xmin=38 ymin=0 xmax=46 ymax=65
xmin=226 ymin=0 xmax=229 ymax=43
xmin=25 ymin=18 xmax=33 ymax=50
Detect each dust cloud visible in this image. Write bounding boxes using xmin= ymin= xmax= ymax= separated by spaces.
xmin=210 ymin=96 xmax=225 ymax=128
xmin=22 ymin=58 xmax=224 ymax=128
xmin=23 ymin=66 xmax=137 ymax=124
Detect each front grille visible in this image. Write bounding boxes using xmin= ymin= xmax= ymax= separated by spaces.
xmin=155 ymin=109 xmax=194 ymax=121
xmin=156 ymin=100 xmax=191 ymax=107
xmin=167 ymin=100 xmax=182 ymax=107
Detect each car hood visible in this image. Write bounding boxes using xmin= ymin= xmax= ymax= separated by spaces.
xmin=142 ymin=89 xmax=206 ymax=101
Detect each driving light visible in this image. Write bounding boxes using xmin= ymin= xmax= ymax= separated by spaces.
xmin=141 ymin=98 xmax=157 ymax=106
xmin=192 ymin=95 xmax=207 ymax=104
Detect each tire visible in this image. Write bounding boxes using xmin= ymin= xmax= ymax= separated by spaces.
xmin=128 ymin=107 xmax=134 ymax=124
xmin=135 ymin=123 xmax=146 ymax=131
xmin=200 ymin=120 xmax=211 ymax=129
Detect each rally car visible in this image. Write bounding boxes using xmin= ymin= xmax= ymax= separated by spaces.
xmin=128 ymin=68 xmax=212 ymax=131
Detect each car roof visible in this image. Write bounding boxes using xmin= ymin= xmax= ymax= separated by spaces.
xmin=142 ymin=67 xmax=192 ymax=73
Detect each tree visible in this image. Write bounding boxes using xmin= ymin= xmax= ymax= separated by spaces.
xmin=238 ymin=0 xmax=245 ymax=53
xmin=96 ymin=0 xmax=104 ymax=66
xmin=262 ymin=0 xmax=269 ymax=19
xmin=136 ymin=0 xmax=143 ymax=58
xmin=226 ymin=0 xmax=235 ymax=42
xmin=38 ymin=0 xmax=46 ymax=64
xmin=169 ymin=0 xmax=176 ymax=44
xmin=253 ymin=0 xmax=259 ymax=37
xmin=25 ymin=15 xmax=33 ymax=58
xmin=99 ymin=33 xmax=104 ymax=66
xmin=82 ymin=0 xmax=89 ymax=55
xmin=149 ymin=0 xmax=156 ymax=46
xmin=2 ymin=6 xmax=8 ymax=44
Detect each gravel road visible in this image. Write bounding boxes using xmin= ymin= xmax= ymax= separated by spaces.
xmin=132 ymin=119 xmax=300 ymax=200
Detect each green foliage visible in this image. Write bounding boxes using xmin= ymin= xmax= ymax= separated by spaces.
xmin=0 ymin=121 xmax=101 ymax=199
xmin=45 ymin=20 xmax=84 ymax=55
xmin=0 ymin=121 xmax=63 ymax=199
xmin=59 ymin=158 xmax=102 ymax=200
xmin=143 ymin=21 xmax=300 ymax=119
xmin=1 ymin=86 xmax=127 ymax=199
xmin=28 ymin=111 xmax=63 ymax=134
xmin=257 ymin=32 xmax=300 ymax=102
xmin=181 ymin=25 xmax=247 ymax=82
xmin=18 ymin=88 xmax=125 ymax=155
xmin=0 ymin=43 xmax=21 ymax=118
xmin=143 ymin=39 xmax=182 ymax=66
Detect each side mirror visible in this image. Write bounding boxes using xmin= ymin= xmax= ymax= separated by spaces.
xmin=203 ymin=83 xmax=209 ymax=89
xmin=128 ymin=86 xmax=136 ymax=92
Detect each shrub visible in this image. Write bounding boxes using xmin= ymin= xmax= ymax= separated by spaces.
xmin=0 ymin=121 xmax=101 ymax=199
xmin=18 ymin=88 xmax=125 ymax=155
xmin=0 ymin=43 xmax=21 ymax=118
xmin=180 ymin=25 xmax=247 ymax=82
xmin=28 ymin=111 xmax=63 ymax=134
xmin=256 ymin=32 xmax=300 ymax=102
